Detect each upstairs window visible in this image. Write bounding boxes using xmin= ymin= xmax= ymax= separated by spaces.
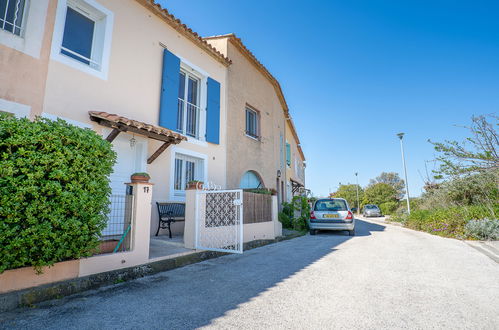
xmin=52 ymin=0 xmax=114 ymax=79
xmin=60 ymin=1 xmax=106 ymax=69
xmin=0 ymin=0 xmax=27 ymax=36
xmin=61 ymin=6 xmax=95 ymax=66
xmin=177 ymin=70 xmax=201 ymax=138
xmin=245 ymin=107 xmax=259 ymax=139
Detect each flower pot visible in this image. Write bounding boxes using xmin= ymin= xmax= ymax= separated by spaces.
xmin=186 ymin=181 xmax=203 ymax=190
xmin=130 ymin=174 xmax=150 ymax=183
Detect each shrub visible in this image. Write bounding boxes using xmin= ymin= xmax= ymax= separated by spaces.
xmin=403 ymin=205 xmax=498 ymax=239
xmin=379 ymin=201 xmax=398 ymax=215
xmin=0 ymin=115 xmax=116 ymax=273
xmin=278 ymin=211 xmax=292 ymax=229
xmin=465 ymin=219 xmax=499 ymax=240
xmin=278 ymin=197 xmax=310 ymax=231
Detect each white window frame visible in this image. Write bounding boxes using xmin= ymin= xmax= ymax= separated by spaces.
xmin=178 ymin=68 xmax=202 ymax=139
xmin=245 ymin=106 xmax=260 ymax=140
xmin=169 ymin=146 xmax=207 ymax=201
xmin=0 ymin=0 xmax=49 ymax=58
xmin=51 ymin=0 xmax=113 ymax=80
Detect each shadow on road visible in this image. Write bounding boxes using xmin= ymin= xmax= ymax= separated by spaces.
xmin=315 ymin=219 xmax=385 ymax=237
xmin=1 ymin=220 xmax=385 ymax=329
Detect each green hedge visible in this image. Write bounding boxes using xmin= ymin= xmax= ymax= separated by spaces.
xmin=0 ymin=115 xmax=116 ymax=273
xmin=400 ymin=205 xmax=498 ymax=239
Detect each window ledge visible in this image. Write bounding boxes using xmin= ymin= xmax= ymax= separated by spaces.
xmin=186 ymin=136 xmax=208 ymax=147
xmin=245 ymin=134 xmax=261 ymax=142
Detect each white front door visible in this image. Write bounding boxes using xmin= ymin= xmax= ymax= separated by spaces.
xmin=103 ymin=131 xmax=147 ymax=236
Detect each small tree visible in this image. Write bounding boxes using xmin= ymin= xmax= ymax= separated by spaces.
xmin=430 ymin=114 xmax=498 ymax=177
xmin=334 ymin=184 xmax=363 ymax=209
xmin=363 ymin=183 xmax=397 ymax=206
xmin=369 ymin=172 xmax=405 ymax=200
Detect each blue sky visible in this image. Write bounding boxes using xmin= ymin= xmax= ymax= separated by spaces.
xmin=162 ymin=0 xmax=499 ymax=197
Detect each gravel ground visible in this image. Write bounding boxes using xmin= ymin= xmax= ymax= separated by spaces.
xmin=1 ymin=219 xmax=498 ymax=330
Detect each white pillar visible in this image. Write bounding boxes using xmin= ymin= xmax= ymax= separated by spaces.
xmin=129 ymin=182 xmax=153 ymax=259
xmin=183 ymin=187 xmax=198 ymax=249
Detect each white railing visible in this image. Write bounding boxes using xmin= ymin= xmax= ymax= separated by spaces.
xmin=60 ymin=46 xmax=101 ymax=69
xmin=177 ymin=98 xmax=200 ymax=138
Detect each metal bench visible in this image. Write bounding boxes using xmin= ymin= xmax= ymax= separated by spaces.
xmin=156 ymin=202 xmax=186 ymax=238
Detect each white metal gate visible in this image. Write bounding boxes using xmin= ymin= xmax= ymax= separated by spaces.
xmin=195 ymin=189 xmax=244 ymax=254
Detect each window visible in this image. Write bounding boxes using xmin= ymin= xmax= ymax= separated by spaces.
xmin=61 ymin=6 xmax=95 ymax=66
xmin=245 ymin=107 xmax=259 ymax=139
xmin=314 ymin=199 xmax=348 ymax=212
xmin=0 ymin=0 xmax=27 ymax=36
xmin=177 ymin=70 xmax=201 ymax=138
xmin=173 ymin=153 xmax=204 ymax=195
xmin=51 ymin=0 xmax=113 ymax=79
xmin=240 ymin=171 xmax=263 ymax=189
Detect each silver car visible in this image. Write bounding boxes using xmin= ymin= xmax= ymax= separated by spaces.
xmin=308 ymin=198 xmax=355 ymax=236
xmin=363 ymin=204 xmax=382 ymax=217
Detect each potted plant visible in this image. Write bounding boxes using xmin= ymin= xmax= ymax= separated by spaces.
xmin=130 ymin=172 xmax=150 ymax=183
xmin=186 ymin=180 xmax=203 ymax=190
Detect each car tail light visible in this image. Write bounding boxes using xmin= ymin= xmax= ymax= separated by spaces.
xmin=310 ymin=211 xmax=316 ymax=219
xmin=345 ymin=211 xmax=353 ymax=220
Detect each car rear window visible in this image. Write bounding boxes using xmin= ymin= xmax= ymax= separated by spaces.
xmin=365 ymin=205 xmax=378 ymax=209
xmin=314 ymin=199 xmax=348 ymax=211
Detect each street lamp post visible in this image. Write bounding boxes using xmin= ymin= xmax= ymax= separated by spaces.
xmin=354 ymin=172 xmax=360 ymax=215
xmin=397 ymin=133 xmax=411 ymax=215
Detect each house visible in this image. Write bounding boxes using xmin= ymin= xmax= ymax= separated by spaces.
xmin=204 ymin=34 xmax=306 ymax=206
xmin=0 ymin=0 xmax=230 ymax=238
xmin=285 ymin=118 xmax=307 ymax=200
xmin=0 ymin=0 xmax=307 ymax=296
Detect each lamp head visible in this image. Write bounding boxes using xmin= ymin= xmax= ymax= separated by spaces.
xmin=397 ymin=132 xmax=405 ymax=140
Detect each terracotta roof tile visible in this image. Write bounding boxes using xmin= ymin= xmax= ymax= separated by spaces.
xmin=89 ymin=111 xmax=187 ymax=143
xmin=136 ymin=0 xmax=231 ymax=66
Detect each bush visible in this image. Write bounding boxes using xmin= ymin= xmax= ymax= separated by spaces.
xmin=379 ymin=201 xmax=398 ymax=215
xmin=0 ymin=115 xmax=116 ymax=273
xmin=403 ymin=205 xmax=498 ymax=239
xmin=278 ymin=197 xmax=310 ymax=231
xmin=465 ymin=219 xmax=499 ymax=240
xmin=278 ymin=211 xmax=292 ymax=229
xmin=419 ymin=171 xmax=498 ymax=210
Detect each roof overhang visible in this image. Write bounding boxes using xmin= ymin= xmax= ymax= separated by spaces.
xmin=136 ymin=0 xmax=231 ymax=67
xmin=89 ymin=111 xmax=186 ymax=164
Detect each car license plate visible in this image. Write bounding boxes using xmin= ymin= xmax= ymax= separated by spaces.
xmin=324 ymin=213 xmax=339 ymax=219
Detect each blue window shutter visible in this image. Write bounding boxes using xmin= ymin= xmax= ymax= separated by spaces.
xmin=206 ymin=77 xmax=221 ymax=144
xmin=286 ymin=143 xmax=291 ymax=166
xmin=159 ymin=49 xmax=181 ymax=130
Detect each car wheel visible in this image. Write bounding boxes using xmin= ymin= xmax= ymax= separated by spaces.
xmin=348 ymin=229 xmax=355 ymax=236
xmin=310 ymin=229 xmax=316 ymax=235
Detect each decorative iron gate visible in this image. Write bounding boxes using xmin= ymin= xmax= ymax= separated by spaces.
xmin=195 ymin=189 xmax=244 ymax=254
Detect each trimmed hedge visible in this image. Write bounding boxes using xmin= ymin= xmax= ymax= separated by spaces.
xmin=0 ymin=115 xmax=116 ymax=273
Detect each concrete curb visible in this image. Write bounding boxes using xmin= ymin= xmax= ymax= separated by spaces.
xmin=0 ymin=232 xmax=305 ymax=313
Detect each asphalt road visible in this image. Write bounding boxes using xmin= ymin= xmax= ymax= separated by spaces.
xmin=2 ymin=219 xmax=499 ymax=329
